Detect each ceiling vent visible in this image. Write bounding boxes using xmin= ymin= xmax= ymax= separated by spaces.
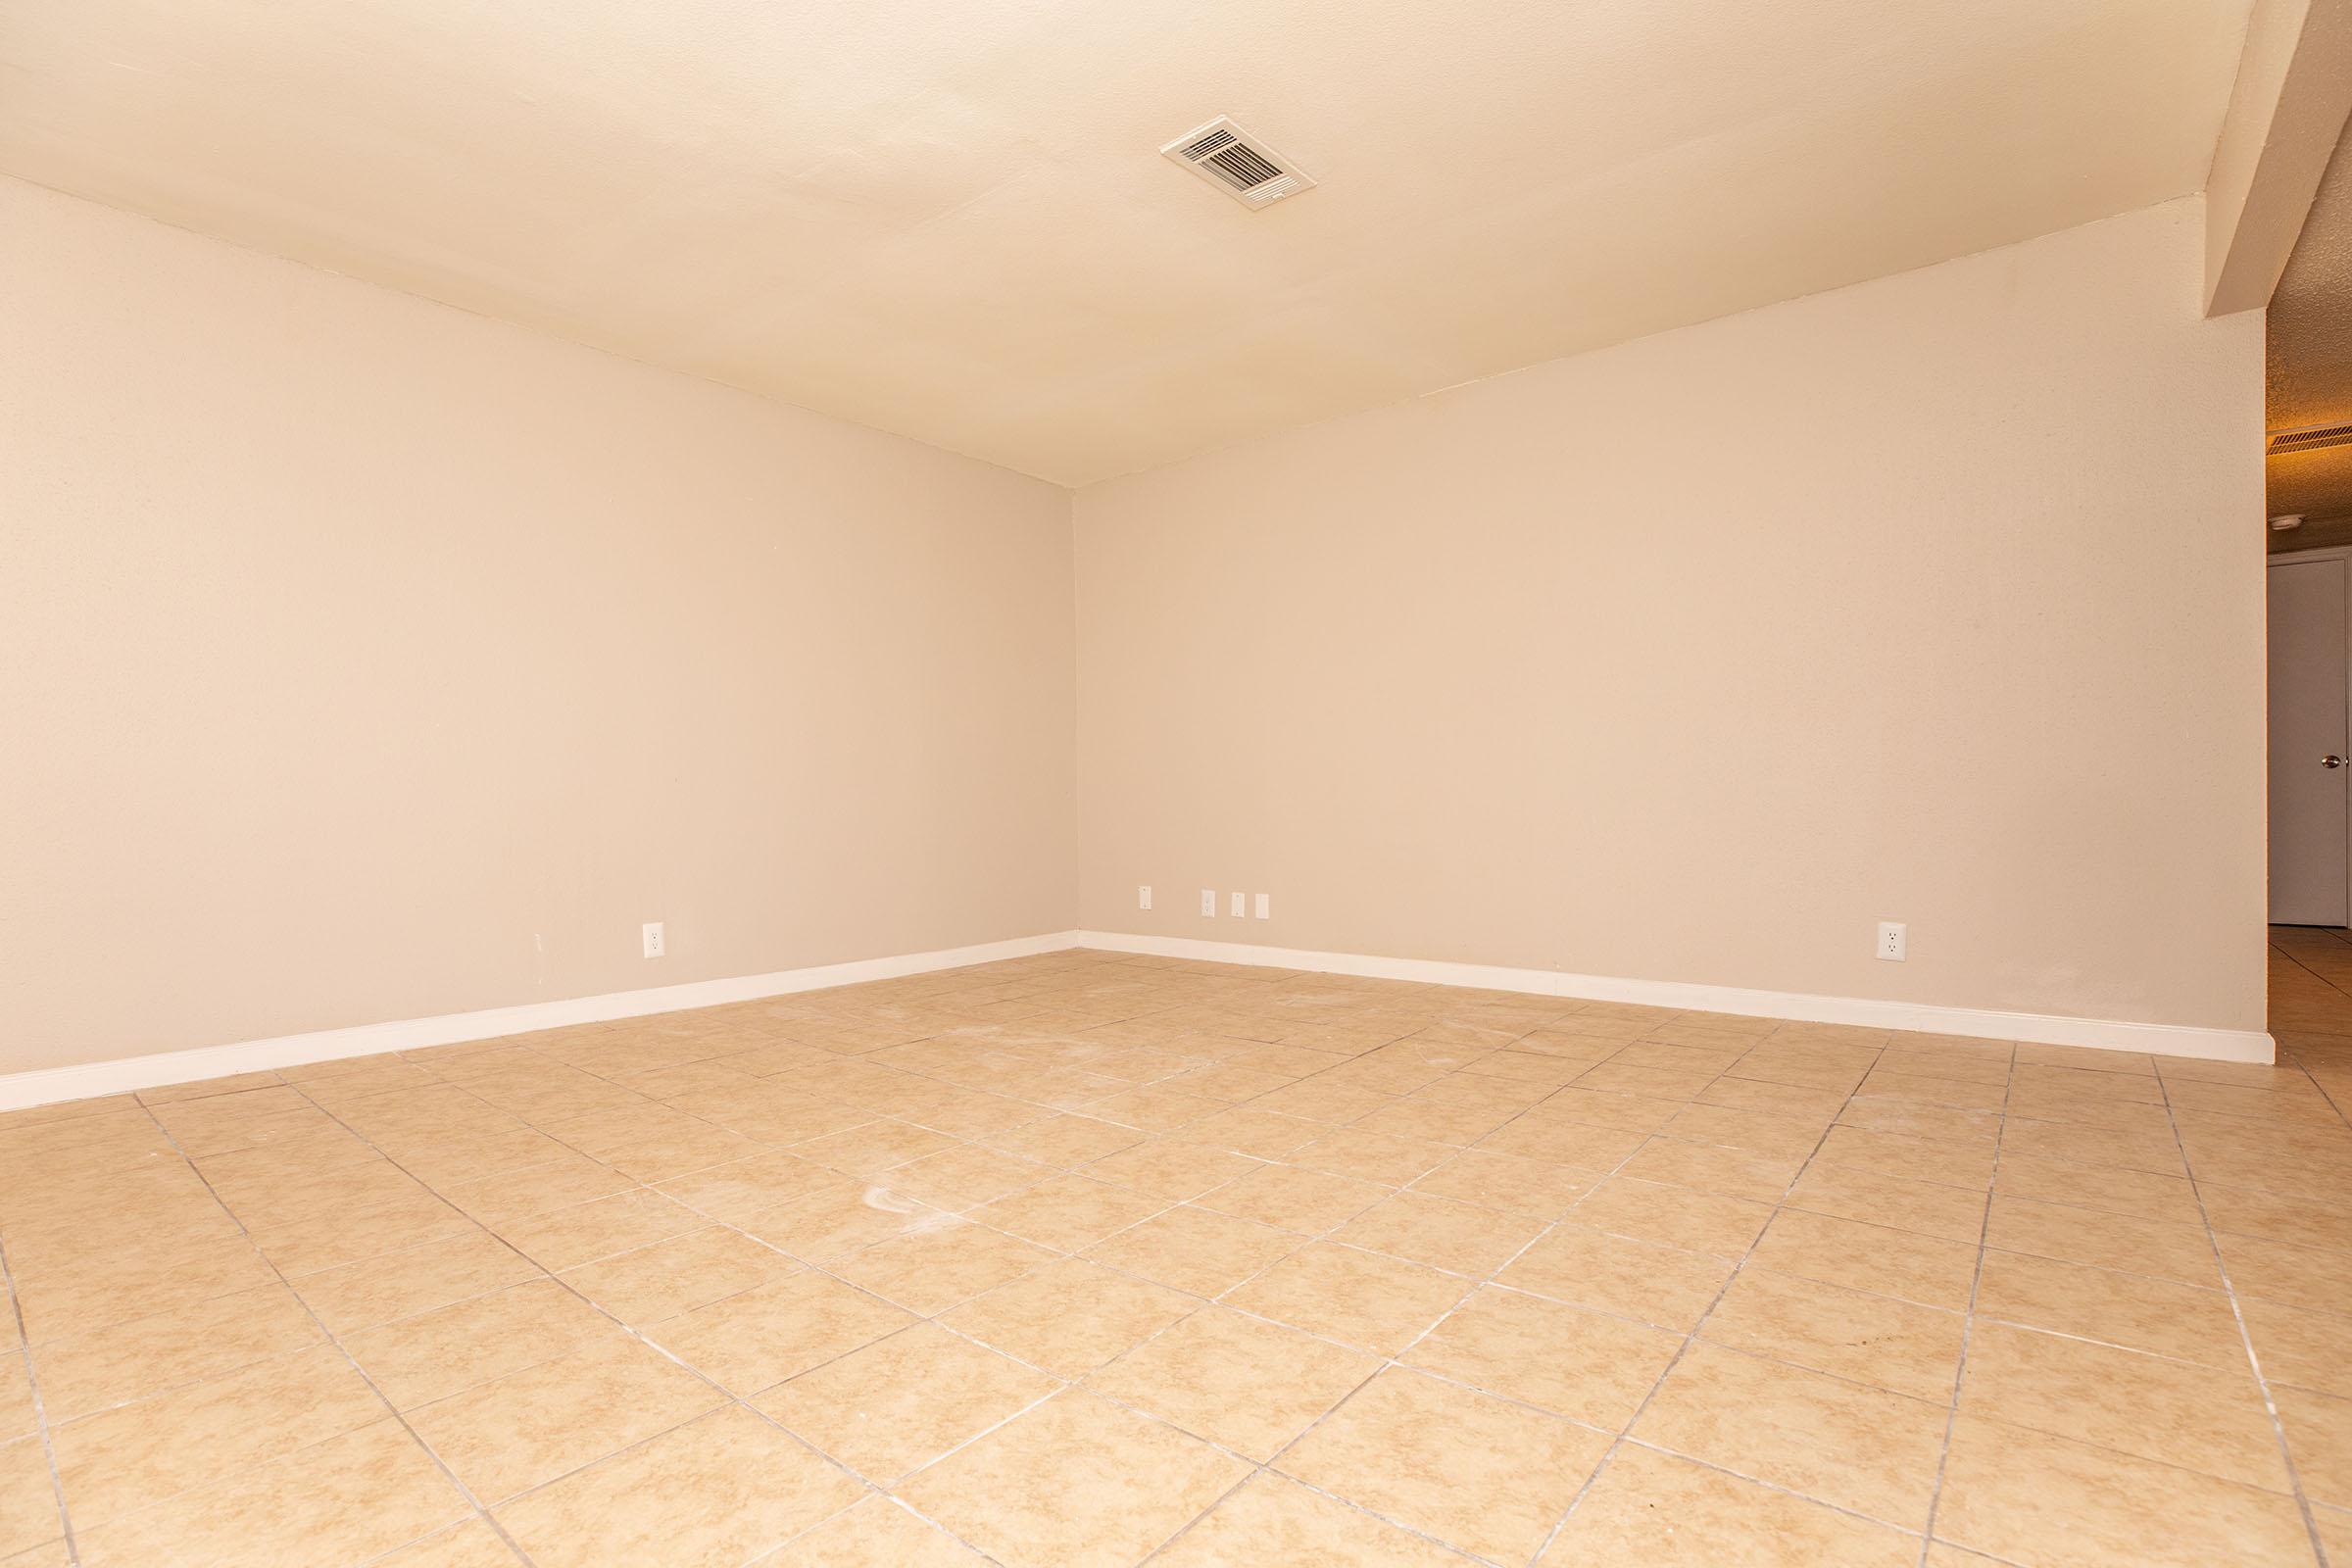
xmin=1161 ymin=118 xmax=1315 ymax=208
xmin=2269 ymin=421 xmax=2352 ymax=457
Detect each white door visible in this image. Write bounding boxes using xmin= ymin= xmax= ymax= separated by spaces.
xmin=2271 ymin=556 xmax=2350 ymax=925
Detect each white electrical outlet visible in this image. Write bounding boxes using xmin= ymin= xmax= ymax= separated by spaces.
xmin=1200 ymin=889 xmax=1217 ymax=917
xmin=1876 ymin=921 xmax=1906 ymax=961
xmin=1230 ymin=891 xmax=1246 ymax=917
xmin=1138 ymin=884 xmax=1152 ymax=910
xmin=1254 ymin=893 xmax=1270 ymax=919
xmin=642 ymin=921 xmax=666 ymax=959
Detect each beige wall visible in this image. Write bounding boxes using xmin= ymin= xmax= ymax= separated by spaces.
xmin=0 ymin=176 xmax=1076 ymax=1073
xmin=1075 ymin=199 xmax=2270 ymax=1031
xmin=0 ymin=181 xmax=2274 ymax=1073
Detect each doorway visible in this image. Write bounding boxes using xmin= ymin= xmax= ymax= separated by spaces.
xmin=2271 ymin=549 xmax=2352 ymax=924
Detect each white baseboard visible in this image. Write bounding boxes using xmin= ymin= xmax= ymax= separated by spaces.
xmin=3 ymin=925 xmax=2274 ymax=1114
xmin=0 ymin=930 xmax=1087 ymax=1113
xmin=1072 ymin=930 xmax=2276 ymax=1064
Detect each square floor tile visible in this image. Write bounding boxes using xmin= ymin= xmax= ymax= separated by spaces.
xmin=407 ymin=1340 xmax=725 ymax=1501
xmin=0 ymin=1357 xmax=31 ymax=1446
xmin=343 ymin=1278 xmax=622 ymax=1409
xmin=493 ymin=1190 xmax=703 ymax=1273
xmin=1278 ymin=1367 xmax=1609 ymax=1563
xmin=1699 ymin=1268 xmax=1964 ymax=1401
xmin=974 ymin=1174 xmax=1169 ymax=1251
xmin=0 ymin=1436 xmax=61 ymax=1559
xmin=1632 ymin=1342 xmax=1947 ymax=1528
xmin=884 ymin=1145 xmax=1056 ymax=1209
xmin=1957 ymin=1321 xmax=2287 ymax=1491
xmin=1783 ymin=1163 xmax=1987 ymax=1244
xmin=789 ymin=1119 xmax=957 ymax=1179
xmin=1618 ymin=1137 xmax=1804 ymax=1203
xmin=653 ymin=1152 xmax=837 ymax=1226
xmin=760 ymin=1495 xmax=990 ymax=1566
xmin=1329 ymin=1191 xmax=1545 ymax=1275
xmin=294 ymin=1229 xmax=545 ymax=1336
xmin=1083 ymin=1203 xmax=1302 ymax=1297
xmin=1539 ymin=1443 xmax=1919 ymax=1567
xmin=1984 ymin=1197 xmax=2222 ymax=1289
xmin=27 ymin=1282 xmax=325 ymax=1421
xmin=988 ymin=1114 xmax=1147 ymax=1167
xmin=1286 ymin=1129 xmax=1455 ymax=1186
xmin=1088 ymin=1306 xmax=1377 ymax=1460
xmin=494 ymin=1405 xmax=861 ymax=1567
xmin=1814 ymin=1125 xmax=1996 ymax=1189
xmin=2241 ymin=1296 xmax=2352 ymax=1397
xmin=1151 ymin=1472 xmax=1473 ymax=1566
xmin=73 ymin=1420 xmax=467 ymax=1568
xmin=644 ymin=1270 xmax=916 ymax=1396
xmin=1192 ymin=1164 xmax=1392 ymax=1233
xmin=1746 ymin=1210 xmax=1978 ymax=1309
xmin=940 ymin=1258 xmax=1197 ymax=1377
xmin=738 ymin=1181 xmax=954 ymax=1265
xmin=897 ymin=1391 xmax=1250 ymax=1568
xmin=370 ymin=1518 xmax=525 ymax=1567
xmin=1406 ymin=1149 xmax=1596 ymax=1218
xmin=1936 ymin=1415 xmax=2313 ymax=1568
xmin=1082 ymin=1138 xmax=1263 ymax=1200
xmin=50 ymin=1344 xmax=383 ymax=1527
xmin=1991 ymin=1155 xmax=2201 ymax=1224
xmin=827 ymin=1217 xmax=1059 ymax=1316
xmin=2280 ymin=1385 xmax=2352 ymax=1509
xmin=1222 ymin=1242 xmax=1471 ymax=1355
xmin=1497 ymin=1224 xmax=1734 ymax=1332
xmin=1404 ymin=1285 xmax=1681 ymax=1428
xmin=760 ymin=1324 xmax=1057 ymax=1481
xmin=556 ymin=1226 xmax=796 ymax=1325
xmin=440 ymin=1152 xmax=638 ymax=1227
xmin=1972 ymin=1250 xmax=2246 ymax=1368
xmin=1572 ymin=1176 xmax=1774 ymax=1259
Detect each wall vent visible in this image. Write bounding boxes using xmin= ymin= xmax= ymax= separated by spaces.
xmin=1161 ymin=117 xmax=1315 ymax=208
xmin=2269 ymin=421 xmax=2352 ymax=456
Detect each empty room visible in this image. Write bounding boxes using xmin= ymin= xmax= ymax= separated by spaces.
xmin=5 ymin=0 xmax=2352 ymax=1564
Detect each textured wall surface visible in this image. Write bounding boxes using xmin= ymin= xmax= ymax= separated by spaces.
xmin=0 ymin=176 xmax=1077 ymax=1072
xmin=1077 ymin=200 xmax=2270 ymax=1031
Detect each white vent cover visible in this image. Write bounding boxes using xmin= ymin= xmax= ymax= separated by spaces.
xmin=2270 ymin=421 xmax=2352 ymax=457
xmin=1161 ymin=118 xmax=1316 ymax=208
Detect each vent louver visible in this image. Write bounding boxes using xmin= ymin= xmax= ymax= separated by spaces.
xmin=1161 ymin=117 xmax=1316 ymax=209
xmin=2270 ymin=422 xmax=2352 ymax=457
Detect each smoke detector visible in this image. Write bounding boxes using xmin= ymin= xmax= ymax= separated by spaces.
xmin=1161 ymin=118 xmax=1315 ymax=208
xmin=2274 ymin=514 xmax=2307 ymax=532
xmin=2269 ymin=421 xmax=2352 ymax=456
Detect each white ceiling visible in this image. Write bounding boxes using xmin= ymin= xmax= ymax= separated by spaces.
xmin=0 ymin=0 xmax=2255 ymax=486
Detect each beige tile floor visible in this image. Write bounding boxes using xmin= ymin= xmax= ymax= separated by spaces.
xmin=6 ymin=939 xmax=2352 ymax=1565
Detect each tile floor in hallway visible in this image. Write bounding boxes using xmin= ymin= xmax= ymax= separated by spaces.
xmin=5 ymin=942 xmax=2352 ymax=1566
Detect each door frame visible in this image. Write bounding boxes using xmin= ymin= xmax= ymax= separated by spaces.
xmin=2270 ymin=544 xmax=2352 ymax=925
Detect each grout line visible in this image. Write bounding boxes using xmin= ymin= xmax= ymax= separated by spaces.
xmin=14 ymin=951 xmax=2347 ymax=1568
xmin=1522 ymin=1047 xmax=1887 ymax=1567
xmin=1132 ymin=1057 xmax=1696 ymax=1568
xmin=1911 ymin=1043 xmax=2009 ymax=1567
xmin=0 ymin=1232 xmax=79 ymax=1565
xmin=490 ymin=1000 xmax=1982 ymax=1565
xmin=2154 ymin=1066 xmax=2333 ymax=1568
xmin=127 ymin=1100 xmax=545 ymax=1568
xmin=613 ymin=1043 xmax=1529 ymax=1564
xmin=650 ymin=1003 xmax=1643 ymax=1566
xmin=271 ymin=1069 xmax=990 ymax=1567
